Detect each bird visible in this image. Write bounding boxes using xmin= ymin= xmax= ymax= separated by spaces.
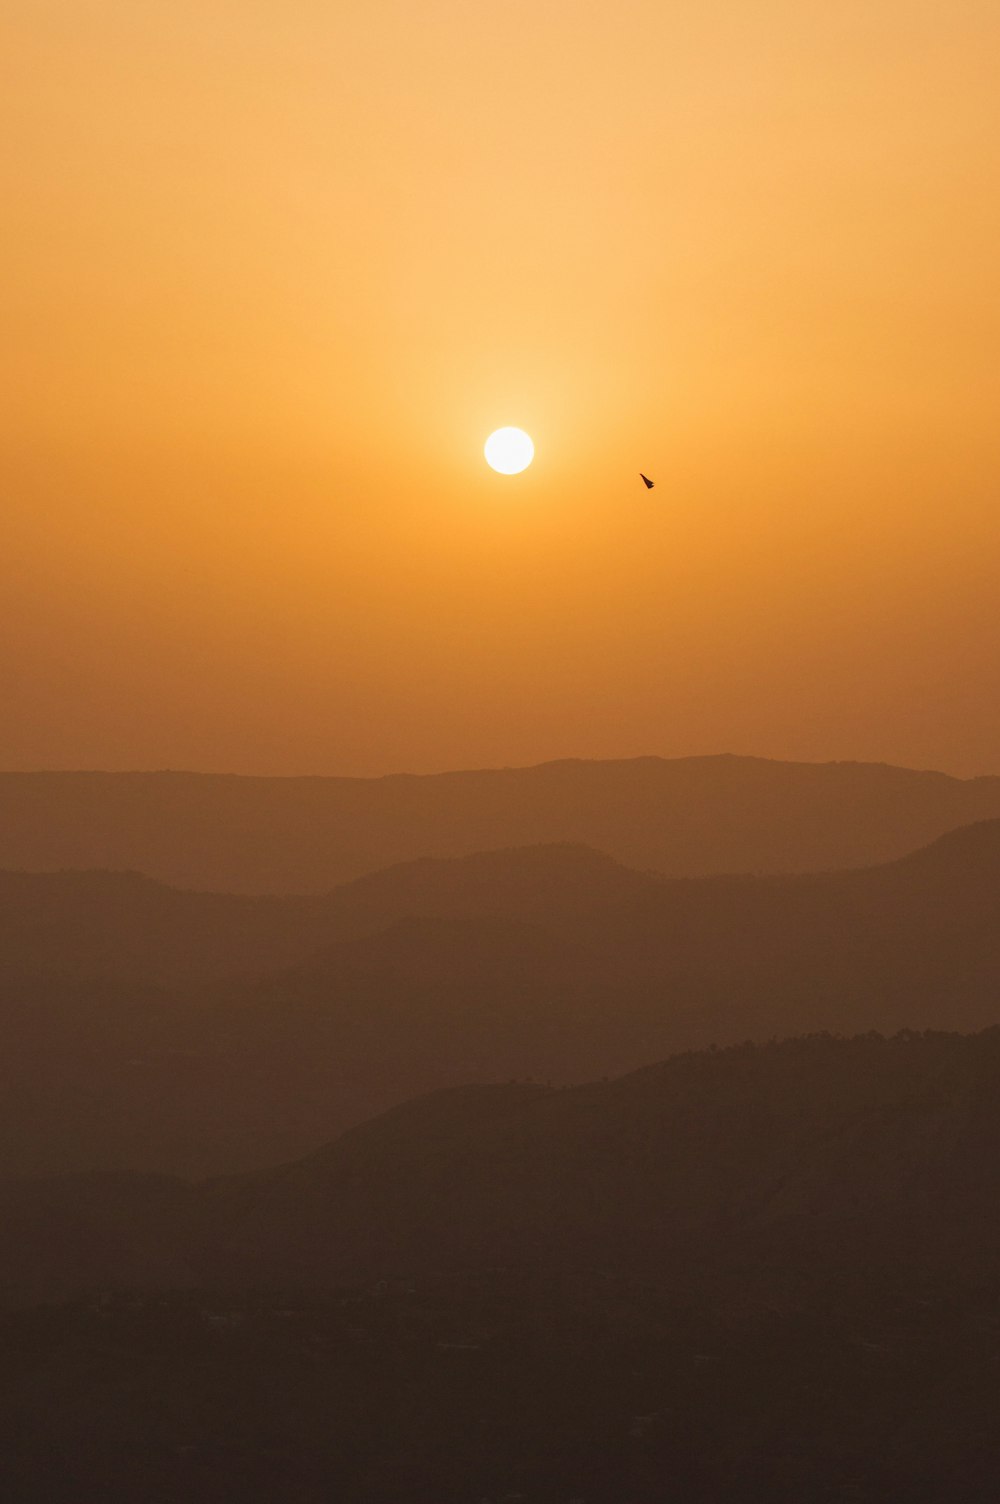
xmin=640 ymin=473 xmax=654 ymax=489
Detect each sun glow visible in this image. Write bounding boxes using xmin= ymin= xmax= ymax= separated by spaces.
xmin=484 ymin=428 xmax=534 ymax=475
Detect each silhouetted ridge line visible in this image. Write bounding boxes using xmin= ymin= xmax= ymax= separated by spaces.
xmin=891 ymin=816 xmax=1000 ymax=867
xmin=3 ymin=755 xmax=1000 ymax=892
xmin=5 ymin=1028 xmax=1000 ymax=1308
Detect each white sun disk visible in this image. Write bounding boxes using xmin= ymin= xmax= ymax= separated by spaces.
xmin=484 ymin=427 xmax=534 ymax=475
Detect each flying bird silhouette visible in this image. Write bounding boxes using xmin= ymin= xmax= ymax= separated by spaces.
xmin=640 ymin=473 xmax=654 ymax=489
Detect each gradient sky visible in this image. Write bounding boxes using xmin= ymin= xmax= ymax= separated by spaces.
xmin=3 ymin=0 xmax=999 ymax=776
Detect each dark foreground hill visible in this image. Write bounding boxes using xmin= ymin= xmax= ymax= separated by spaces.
xmin=3 ymin=754 xmax=1000 ymax=891
xmin=3 ymin=1033 xmax=1000 ymax=1502
xmin=3 ymin=1028 xmax=1000 ymax=1305
xmin=200 ymin=1026 xmax=1000 ymax=1291
xmin=4 ymin=824 xmax=1000 ymax=1176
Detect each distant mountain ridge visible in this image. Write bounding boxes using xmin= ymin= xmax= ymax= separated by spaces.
xmin=0 ymin=843 xmax=654 ymax=985
xmin=3 ymin=754 xmax=1000 ymax=892
xmin=3 ymin=824 xmax=1000 ymax=1178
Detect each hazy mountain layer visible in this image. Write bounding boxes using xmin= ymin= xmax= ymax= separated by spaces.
xmin=0 ymin=843 xmax=654 ymax=985
xmin=4 ymin=754 xmax=1000 ymax=892
xmin=3 ymin=825 xmax=1000 ymax=1176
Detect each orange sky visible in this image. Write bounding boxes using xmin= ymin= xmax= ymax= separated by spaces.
xmin=3 ymin=0 xmax=999 ymax=776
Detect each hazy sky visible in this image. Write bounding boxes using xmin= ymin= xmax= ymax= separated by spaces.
xmin=3 ymin=0 xmax=999 ymax=775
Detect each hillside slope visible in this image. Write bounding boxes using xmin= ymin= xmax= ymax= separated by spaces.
xmin=3 ymin=1029 xmax=1000 ymax=1302
xmin=3 ymin=826 xmax=1000 ymax=1176
xmin=5 ymin=1032 xmax=1000 ymax=1501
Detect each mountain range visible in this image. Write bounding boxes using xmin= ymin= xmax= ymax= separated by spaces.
xmin=4 ymin=760 xmax=1000 ymax=1500
xmin=2 ymin=820 xmax=1000 ymax=1176
xmin=4 ymin=754 xmax=1000 ymax=891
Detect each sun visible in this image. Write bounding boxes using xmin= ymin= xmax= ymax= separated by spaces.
xmin=484 ymin=427 xmax=534 ymax=475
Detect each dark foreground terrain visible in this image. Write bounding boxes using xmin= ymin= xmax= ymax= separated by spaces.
xmin=4 ymin=1266 xmax=999 ymax=1504
xmin=3 ymin=1031 xmax=1000 ymax=1501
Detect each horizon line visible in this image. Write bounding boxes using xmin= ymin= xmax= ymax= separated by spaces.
xmin=0 ymin=752 xmax=996 ymax=783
